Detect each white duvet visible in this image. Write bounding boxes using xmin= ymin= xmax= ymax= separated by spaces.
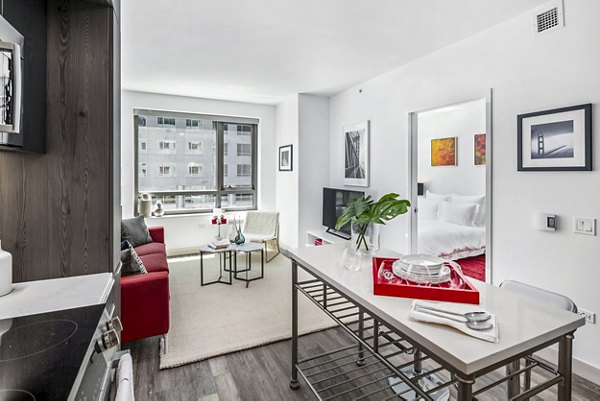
xmin=418 ymin=218 xmax=486 ymax=260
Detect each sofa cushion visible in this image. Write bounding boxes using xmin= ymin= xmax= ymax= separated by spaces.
xmin=121 ymin=243 xmax=148 ymax=276
xmin=139 ymin=251 xmax=169 ymax=273
xmin=135 ymin=242 xmax=166 ymax=257
xmin=121 ymin=216 xmax=152 ymax=247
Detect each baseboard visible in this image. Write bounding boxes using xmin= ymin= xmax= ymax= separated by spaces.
xmin=535 ymin=347 xmax=600 ymax=385
xmin=167 ymin=246 xmax=201 ymax=258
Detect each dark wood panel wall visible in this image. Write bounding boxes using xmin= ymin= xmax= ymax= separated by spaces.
xmin=0 ymin=0 xmax=120 ymax=282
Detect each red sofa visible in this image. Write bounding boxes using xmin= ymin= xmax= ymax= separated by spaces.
xmin=120 ymin=226 xmax=170 ymax=344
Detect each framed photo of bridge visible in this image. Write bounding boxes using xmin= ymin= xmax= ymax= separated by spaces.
xmin=518 ymin=104 xmax=592 ymax=171
xmin=343 ymin=121 xmax=370 ymax=187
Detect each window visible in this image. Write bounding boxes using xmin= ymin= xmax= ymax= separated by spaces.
xmin=237 ymin=164 xmax=251 ymax=177
xmin=187 ymin=141 xmax=202 ymax=154
xmin=237 ymin=143 xmax=251 ymax=156
xmin=159 ymin=140 xmax=176 ymax=153
xmin=135 ymin=110 xmax=257 ymax=214
xmin=186 ymin=119 xmax=200 ymax=130
xmin=187 ymin=164 xmax=203 ymax=177
xmin=159 ymin=164 xmax=176 ymax=177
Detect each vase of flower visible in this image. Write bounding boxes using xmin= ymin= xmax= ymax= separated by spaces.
xmin=336 ymin=193 xmax=410 ymax=271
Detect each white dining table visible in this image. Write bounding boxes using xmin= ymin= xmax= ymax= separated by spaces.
xmin=285 ymin=244 xmax=585 ymax=401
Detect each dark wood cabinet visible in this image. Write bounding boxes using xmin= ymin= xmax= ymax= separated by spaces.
xmin=0 ymin=0 xmax=121 ymax=282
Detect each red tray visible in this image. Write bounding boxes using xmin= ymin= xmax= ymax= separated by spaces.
xmin=372 ymin=257 xmax=480 ymax=304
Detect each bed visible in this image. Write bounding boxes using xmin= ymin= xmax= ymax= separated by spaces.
xmin=417 ymin=217 xmax=486 ymax=260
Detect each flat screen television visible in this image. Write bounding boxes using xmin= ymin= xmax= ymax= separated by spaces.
xmin=322 ymin=187 xmax=365 ymax=239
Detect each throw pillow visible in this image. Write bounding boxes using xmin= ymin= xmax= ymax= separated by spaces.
xmin=425 ymin=190 xmax=451 ymax=202
xmin=439 ymin=201 xmax=479 ymax=227
xmin=121 ymin=243 xmax=148 ymax=276
xmin=418 ymin=197 xmax=439 ymax=219
xmin=121 ymin=216 xmax=153 ymax=247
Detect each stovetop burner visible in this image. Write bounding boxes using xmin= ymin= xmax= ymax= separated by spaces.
xmin=0 ymin=305 xmax=105 ymax=401
xmin=0 ymin=389 xmax=36 ymax=401
xmin=0 ymin=320 xmax=78 ymax=362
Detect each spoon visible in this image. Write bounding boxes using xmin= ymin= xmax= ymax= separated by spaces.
xmin=415 ymin=307 xmax=494 ymax=331
xmin=416 ymin=305 xmax=491 ymax=322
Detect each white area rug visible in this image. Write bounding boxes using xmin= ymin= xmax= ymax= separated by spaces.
xmin=159 ymin=253 xmax=337 ymax=369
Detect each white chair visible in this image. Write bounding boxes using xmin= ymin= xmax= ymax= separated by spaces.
xmin=243 ymin=211 xmax=280 ymax=262
xmin=499 ymin=280 xmax=577 ymax=399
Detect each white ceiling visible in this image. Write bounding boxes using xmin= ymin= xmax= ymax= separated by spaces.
xmin=121 ymin=0 xmax=548 ymax=105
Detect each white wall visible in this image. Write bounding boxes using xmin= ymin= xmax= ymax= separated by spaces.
xmin=418 ymin=99 xmax=486 ymax=196
xmin=121 ymin=90 xmax=277 ymax=251
xmin=298 ymin=94 xmax=330 ymax=246
xmin=275 ymin=95 xmax=299 ymax=248
xmin=327 ymin=0 xmax=600 ymax=379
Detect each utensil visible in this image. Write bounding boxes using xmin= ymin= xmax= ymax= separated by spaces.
xmin=415 ymin=307 xmax=494 ymax=331
xmin=417 ymin=304 xmax=492 ymax=322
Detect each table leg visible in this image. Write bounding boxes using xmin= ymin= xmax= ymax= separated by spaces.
xmin=290 ymin=260 xmax=300 ymax=390
xmin=507 ymin=360 xmax=521 ymax=398
xmin=456 ymin=374 xmax=475 ymax=401
xmin=200 ymin=252 xmax=204 ymax=285
xmin=558 ymin=332 xmax=574 ymax=401
xmin=245 ymin=252 xmax=250 ymax=288
xmin=357 ymin=309 xmax=366 ymax=366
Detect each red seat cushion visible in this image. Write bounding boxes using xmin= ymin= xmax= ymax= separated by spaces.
xmin=135 ymin=242 xmax=166 ymax=257
xmin=139 ymin=251 xmax=169 ymax=273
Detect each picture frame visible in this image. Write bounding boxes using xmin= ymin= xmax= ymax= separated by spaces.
xmin=343 ymin=121 xmax=370 ymax=187
xmin=474 ymin=133 xmax=486 ymax=165
xmin=431 ymin=137 xmax=457 ymax=166
xmin=279 ymin=144 xmax=293 ymax=171
xmin=517 ymin=104 xmax=592 ymax=171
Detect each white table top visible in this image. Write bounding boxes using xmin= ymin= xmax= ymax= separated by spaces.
xmin=0 ymin=273 xmax=114 ymax=320
xmin=200 ymin=242 xmax=263 ymax=253
xmin=286 ymin=244 xmax=585 ymax=375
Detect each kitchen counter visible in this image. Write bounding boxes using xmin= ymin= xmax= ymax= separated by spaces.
xmin=0 ymin=273 xmax=114 ymax=320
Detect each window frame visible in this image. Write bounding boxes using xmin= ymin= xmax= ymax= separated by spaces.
xmin=134 ymin=112 xmax=258 ymax=215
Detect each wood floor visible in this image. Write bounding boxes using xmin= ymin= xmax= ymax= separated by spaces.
xmin=124 ymin=328 xmax=600 ymax=401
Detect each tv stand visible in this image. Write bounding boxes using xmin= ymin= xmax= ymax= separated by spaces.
xmin=325 ymin=228 xmax=351 ymax=240
xmin=306 ymin=229 xmax=349 ymax=246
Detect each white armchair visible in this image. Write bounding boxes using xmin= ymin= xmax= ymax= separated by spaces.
xmin=243 ymin=211 xmax=280 ymax=262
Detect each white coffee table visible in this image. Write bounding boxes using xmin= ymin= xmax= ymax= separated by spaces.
xmin=199 ymin=243 xmax=264 ymax=287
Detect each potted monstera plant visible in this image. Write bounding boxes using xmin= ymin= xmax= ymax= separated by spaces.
xmin=336 ymin=193 xmax=410 ymax=268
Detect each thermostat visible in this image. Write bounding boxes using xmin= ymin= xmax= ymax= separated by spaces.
xmin=535 ymin=213 xmax=557 ymax=231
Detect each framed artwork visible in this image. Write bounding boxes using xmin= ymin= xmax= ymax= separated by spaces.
xmin=279 ymin=144 xmax=293 ymax=171
xmin=431 ymin=137 xmax=457 ymax=166
xmin=518 ymin=104 xmax=592 ymax=171
xmin=474 ymin=133 xmax=486 ymax=165
xmin=343 ymin=121 xmax=369 ymax=187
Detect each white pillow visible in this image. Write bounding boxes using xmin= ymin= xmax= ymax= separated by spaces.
xmin=439 ymin=201 xmax=479 ymax=226
xmin=425 ymin=190 xmax=450 ymax=202
xmin=418 ymin=197 xmax=439 ymax=219
xmin=452 ymin=194 xmax=486 ymax=226
xmin=451 ymin=194 xmax=485 ymax=205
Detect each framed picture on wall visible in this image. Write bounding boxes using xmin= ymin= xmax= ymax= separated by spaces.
xmin=343 ymin=121 xmax=370 ymax=187
xmin=279 ymin=145 xmax=293 ymax=171
xmin=517 ymin=104 xmax=592 ymax=171
xmin=431 ymin=137 xmax=457 ymax=166
xmin=474 ymin=133 xmax=486 ymax=165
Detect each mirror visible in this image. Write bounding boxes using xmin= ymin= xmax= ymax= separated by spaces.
xmin=409 ymin=95 xmax=492 ymax=282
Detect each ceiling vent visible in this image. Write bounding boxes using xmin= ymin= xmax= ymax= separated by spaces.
xmin=532 ymin=1 xmax=564 ymax=36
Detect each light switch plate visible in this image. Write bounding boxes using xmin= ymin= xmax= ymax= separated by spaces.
xmin=573 ymin=217 xmax=596 ymax=236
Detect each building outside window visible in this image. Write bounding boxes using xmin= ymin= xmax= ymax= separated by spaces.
xmin=135 ymin=110 xmax=257 ymax=214
xmin=159 ymin=164 xmax=177 ymax=177
xmin=237 ymin=164 xmax=251 ymax=177
xmin=187 ymin=164 xmax=203 ymax=177
xmin=237 ymin=143 xmax=251 ymax=156
xmin=159 ymin=140 xmax=177 ymax=153
xmin=187 ymin=141 xmax=202 ymax=154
